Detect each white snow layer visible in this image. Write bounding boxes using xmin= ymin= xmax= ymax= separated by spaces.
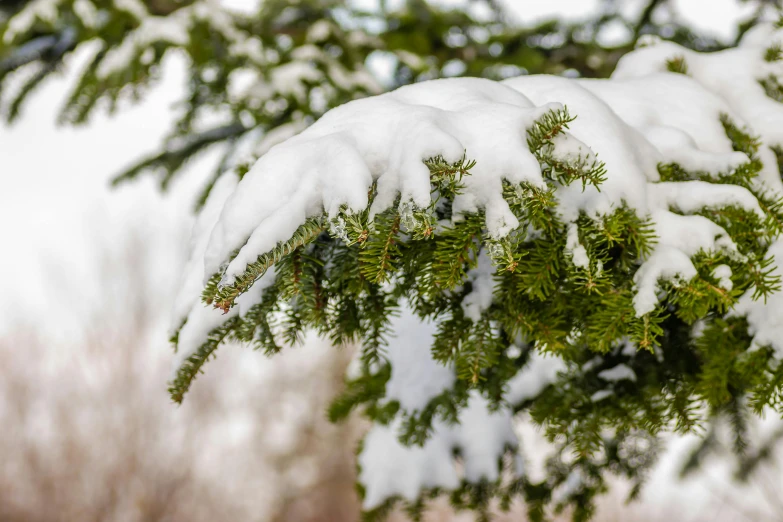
xmin=172 ymin=23 xmax=783 ymax=508
xmin=462 ymin=250 xmax=496 ymax=321
xmin=359 ymin=391 xmax=519 ymax=509
xmin=204 ymin=78 xmax=563 ymax=284
xmin=501 ymin=73 xmax=761 ymax=315
xmin=732 ymin=239 xmax=783 ymax=358
xmin=2 ymin=0 xmax=62 ymax=44
xmin=598 ymin=363 xmax=637 ymax=382
xmin=359 ymin=347 xmax=563 ymax=510
xmin=170 ymin=172 xmax=273 ymax=373
xmin=382 ymin=308 xmax=455 ymax=413
xmin=507 ymin=350 xmax=567 ymax=404
xmin=613 ymin=27 xmax=783 ymax=194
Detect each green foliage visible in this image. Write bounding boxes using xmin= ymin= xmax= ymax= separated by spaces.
xmin=665 ymin=55 xmax=689 ymax=74
xmin=765 ymin=42 xmax=783 ymax=62
xmin=165 ymin=99 xmax=783 ymax=519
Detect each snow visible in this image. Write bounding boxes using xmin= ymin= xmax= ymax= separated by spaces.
xmin=359 ymin=390 xmax=519 ymax=510
xmin=359 ymin=338 xmax=565 ymax=509
xmin=552 ymin=468 xmax=585 ymax=503
xmin=99 ymin=1 xmax=265 ymax=79
xmin=170 ymin=172 xmax=239 ymax=338
xmin=598 ymin=363 xmax=637 ymax=382
xmin=613 ymin=26 xmax=783 ymax=194
xmin=633 ymin=246 xmax=698 ymax=317
xmin=647 ymin=181 xmax=764 ymax=219
xmin=307 ymin=20 xmax=332 ymax=43
xmin=359 ymin=333 xmax=565 ymax=508
xmin=651 ymin=210 xmax=736 ymax=259
xmin=506 ymin=350 xmax=566 ymax=405
xmin=732 ymin=239 xmax=783 ymax=357
xmin=580 ymin=74 xmax=753 ymax=177
xmin=113 ymin=0 xmax=147 ymax=19
xmin=73 ymin=0 xmax=98 ymax=29
xmin=98 ymin=11 xmax=191 ymax=78
xmin=381 ymin=307 xmax=455 ymax=413
xmin=204 ymin=77 xmax=567 ymax=284
xmin=713 ymin=264 xmax=733 ymax=291
xmin=167 ymin=168 xmax=276 ymax=370
xmin=461 ymin=250 xmax=495 ymax=321
xmin=590 ymin=389 xmax=615 ymax=402
xmin=3 ymin=0 xmax=61 ymax=44
xmin=503 ymin=74 xmax=660 ymax=220
xmin=565 ymin=222 xmax=589 ymax=269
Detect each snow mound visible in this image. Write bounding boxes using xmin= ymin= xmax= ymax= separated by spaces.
xmin=204 ymin=78 xmax=567 ymax=285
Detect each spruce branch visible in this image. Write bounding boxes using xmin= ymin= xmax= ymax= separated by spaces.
xmin=360 ymin=212 xmax=402 ymax=284
xmin=168 ymin=315 xmax=242 ymax=404
xmin=206 ymin=217 xmax=326 ymax=312
xmin=111 ymin=122 xmax=248 ymax=189
xmin=526 ymin=107 xmax=576 ymax=154
xmin=765 ymin=43 xmax=783 ymax=62
xmin=665 ymin=55 xmax=689 ymax=74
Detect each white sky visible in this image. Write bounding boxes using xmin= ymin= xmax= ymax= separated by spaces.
xmin=0 ymin=50 xmax=208 ymax=337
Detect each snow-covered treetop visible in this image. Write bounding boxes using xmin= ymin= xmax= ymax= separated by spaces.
xmin=164 ymin=17 xmax=783 ymax=520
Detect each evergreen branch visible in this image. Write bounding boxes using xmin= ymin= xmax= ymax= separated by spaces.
xmin=207 ymin=217 xmax=325 ymax=312
xmin=665 ymin=55 xmax=689 ymax=74
xmin=526 ymin=106 xmax=576 ymax=154
xmin=759 ymin=74 xmax=783 ymax=103
xmin=720 ymin=114 xmax=761 ymax=158
xmin=430 ymin=213 xmax=484 ymax=291
xmin=360 ymin=212 xmax=402 ymax=284
xmin=111 ymin=122 xmax=248 ymax=189
xmin=765 ymin=43 xmax=783 ymax=62
xmin=168 ymin=315 xmax=242 ymax=404
xmin=424 ymin=152 xmax=473 ymax=199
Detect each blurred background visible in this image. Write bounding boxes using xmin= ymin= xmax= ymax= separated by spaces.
xmin=3 ymin=0 xmax=783 ymax=520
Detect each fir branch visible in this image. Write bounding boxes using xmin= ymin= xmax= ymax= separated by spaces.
xmin=328 ymin=364 xmax=394 ymax=423
xmin=665 ymin=55 xmax=688 ymax=74
xmin=111 ymin=122 xmax=248 ymax=189
xmin=759 ymin=74 xmax=783 ymax=103
xmin=424 ymin=152 xmax=473 ymax=199
xmin=168 ymin=315 xmax=242 ymax=404
xmin=207 ymin=217 xmax=325 ymax=312
xmin=455 ymin=316 xmax=504 ymax=384
xmin=526 ymin=106 xmax=576 ymax=154
xmin=720 ymin=114 xmax=761 ymax=158
xmin=360 ymin=212 xmax=402 ymax=284
xmin=430 ymin=213 xmax=484 ymax=292
xmin=765 ymin=43 xmax=783 ymax=62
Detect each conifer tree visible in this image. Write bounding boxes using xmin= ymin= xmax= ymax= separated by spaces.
xmin=5 ymin=1 xmax=783 ymax=520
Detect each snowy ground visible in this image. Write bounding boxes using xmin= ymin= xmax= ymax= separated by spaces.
xmin=2 ymin=1 xmax=782 ymax=521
